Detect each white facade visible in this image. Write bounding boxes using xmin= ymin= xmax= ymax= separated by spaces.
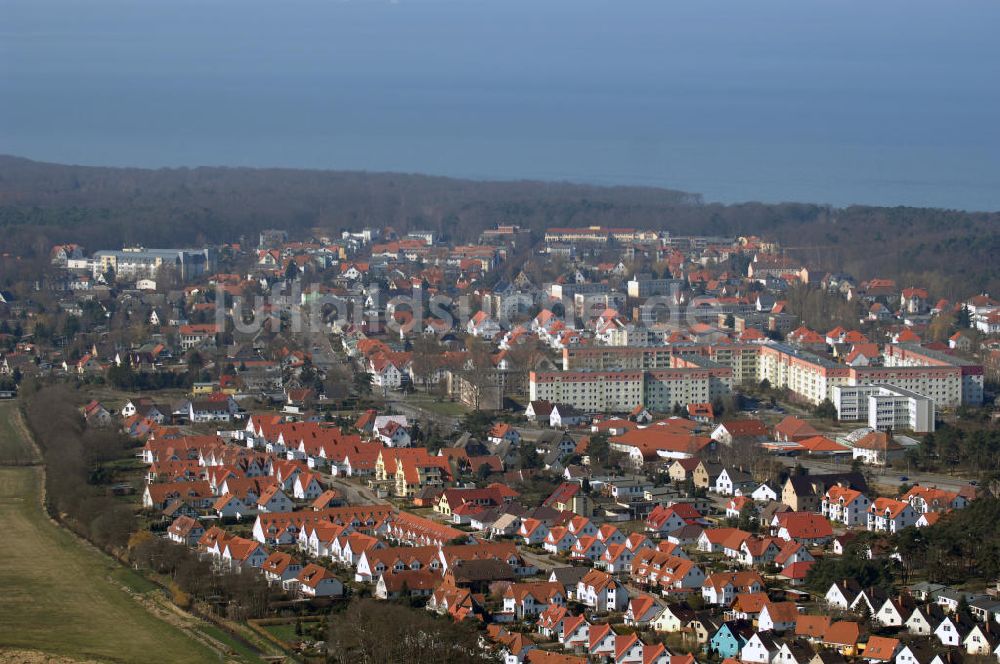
xmin=529 ymin=367 xmax=728 ymax=414
xmin=833 ymin=384 xmax=935 ymax=433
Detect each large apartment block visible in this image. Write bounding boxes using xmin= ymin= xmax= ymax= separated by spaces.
xmin=832 ymin=384 xmax=935 ymax=433
xmin=529 ymin=363 xmax=732 ymax=413
xmin=553 ymin=341 xmax=981 ymax=413
xmin=92 ymin=247 xmax=217 ymax=282
xmin=883 ymin=344 xmax=984 ymax=406
xmin=562 ymin=343 xmax=759 ymax=385
xmin=543 ymin=227 xmax=658 ymax=245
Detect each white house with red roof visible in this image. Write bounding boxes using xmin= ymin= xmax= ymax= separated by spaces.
xmin=213 ymin=493 xmax=251 ymax=519
xmin=570 ymin=536 xmax=606 ymax=562
xmin=711 ymin=419 xmax=769 ymax=446
xmin=902 ymin=485 xmax=970 ymax=513
xmin=597 ymin=543 xmax=640 ymax=574
xmin=645 ymin=505 xmax=692 ymax=536
xmin=518 ymin=518 xmax=550 ymax=546
xmin=292 ymin=472 xmax=324 ymax=500
xmin=821 ymin=486 xmax=871 ymax=527
xmin=221 ymin=537 xmax=268 ymax=571
xmin=577 ymin=569 xmax=629 ymax=613
xmin=295 ymin=563 xmax=344 ymax=597
xmin=488 ymin=422 xmax=521 ymax=446
xmin=589 ymin=623 xmax=616 ymax=659
xmin=868 ymin=498 xmax=917 ymax=533
xmin=369 ymin=355 xmax=403 ymax=389
xmin=559 ymin=614 xmax=591 ymax=650
xmin=624 ymin=594 xmax=662 ymax=628
xmin=256 ymin=485 xmax=293 ymax=513
xmin=467 ymin=311 xmax=502 ymax=339
xmin=701 ymin=570 xmax=764 ymax=606
xmin=773 ymin=512 xmax=833 ymax=546
xmin=167 ymin=515 xmax=205 ymax=546
xmin=502 ymin=581 xmax=566 ymax=619
xmin=262 ymin=552 xmax=303 ymax=585
xmin=543 ymin=527 xmax=577 ymax=555
xmin=375 ymin=420 xmax=411 ymax=447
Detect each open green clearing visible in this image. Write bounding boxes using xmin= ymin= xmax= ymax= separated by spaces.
xmin=0 ymin=401 xmax=220 ymax=663
xmin=0 ymin=400 xmax=39 ymax=464
xmin=402 ymin=393 xmax=470 ymax=417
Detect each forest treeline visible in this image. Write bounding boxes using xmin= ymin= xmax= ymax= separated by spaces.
xmin=20 ymin=384 xmax=138 ymax=551
xmin=1 ymin=155 xmax=998 ymax=298
xmin=19 ymin=383 xmax=276 ymax=619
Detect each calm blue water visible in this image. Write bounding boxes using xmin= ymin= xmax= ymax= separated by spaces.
xmin=2 ymin=0 xmax=1000 ymax=211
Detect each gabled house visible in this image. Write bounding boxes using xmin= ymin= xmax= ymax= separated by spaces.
xmin=935 ymin=613 xmax=975 ymax=647
xmin=576 ymin=569 xmax=628 ymax=613
xmin=873 ymin=595 xmax=915 ymax=627
xmin=559 ymin=614 xmax=591 ymax=650
xmin=297 ymin=564 xmax=344 ymax=597
xmin=261 ymin=552 xmax=302 ymax=584
xmin=963 ymin=623 xmax=1000 ymax=656
xmin=711 ymin=419 xmax=769 ymax=446
xmin=701 ymin=570 xmax=764 ymax=606
xmin=536 ymin=603 xmax=571 ymax=639
xmin=795 ymin=615 xmax=831 ymax=643
xmin=502 ymin=582 xmax=566 ymax=619
xmin=651 ymin=601 xmax=696 ymax=634
xmin=905 ymin=603 xmax=945 ymax=636
xmin=543 ymin=526 xmax=577 ymax=555
xmin=569 ymin=535 xmax=606 ymax=563
xmin=293 ymin=473 xmax=325 ymax=501
xmin=737 ymin=536 xmax=781 ymax=568
xmin=709 ymin=620 xmax=753 ymax=659
xmin=256 ymin=485 xmax=293 ymax=513
xmin=822 ymin=486 xmax=871 ymax=527
xmin=519 ymin=518 xmax=550 ymax=546
xmin=741 ymin=632 xmax=779 ymax=664
xmin=645 ymin=504 xmax=692 ymax=536
xmin=167 ymin=515 xmax=205 ymax=546
xmin=868 ymin=497 xmax=917 ymax=533
xmin=221 ymin=537 xmax=268 ymax=571
xmin=852 ymin=431 xmax=904 ymax=467
xmin=774 ymin=511 xmax=834 ymax=546
xmin=713 ymin=467 xmax=753 ymax=497
xmin=624 ymin=594 xmax=662 ymax=628
xmin=773 ymin=639 xmax=815 ymax=664
xmin=822 ymin=621 xmax=861 ymax=656
xmin=589 ymin=623 xmax=616 ymax=659
xmin=825 ymin=579 xmax=862 ymax=610
xmin=861 ymin=635 xmax=900 ymax=662
xmin=758 ymin=601 xmax=799 ymax=633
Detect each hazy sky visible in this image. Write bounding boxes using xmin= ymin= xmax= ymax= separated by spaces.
xmin=3 ymin=0 xmax=999 ymax=210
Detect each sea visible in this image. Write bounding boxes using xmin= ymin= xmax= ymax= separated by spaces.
xmin=2 ymin=0 xmax=999 ymax=211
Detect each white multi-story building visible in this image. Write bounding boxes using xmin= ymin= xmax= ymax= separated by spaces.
xmin=882 ymin=343 xmax=983 ymax=406
xmin=529 ymin=365 xmax=730 ymax=414
xmin=759 ymin=342 xmax=978 ymax=408
xmin=557 ymin=341 xmax=982 ymax=411
xmin=832 ymin=384 xmax=935 ymax=433
xmin=92 ymin=247 xmax=216 ymax=282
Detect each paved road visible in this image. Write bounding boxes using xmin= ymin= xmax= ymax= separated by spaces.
xmin=778 ymin=456 xmax=975 ymax=492
xmin=322 ymin=475 xmax=390 ymax=506
xmin=520 ymin=548 xmax=560 ymax=573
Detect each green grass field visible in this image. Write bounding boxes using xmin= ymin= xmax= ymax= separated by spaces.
xmin=402 ymin=393 xmax=470 ymax=417
xmin=0 ymin=401 xmax=221 ymax=663
xmin=0 ymin=400 xmax=39 ymax=464
xmin=260 ymin=620 xmax=324 ymax=645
